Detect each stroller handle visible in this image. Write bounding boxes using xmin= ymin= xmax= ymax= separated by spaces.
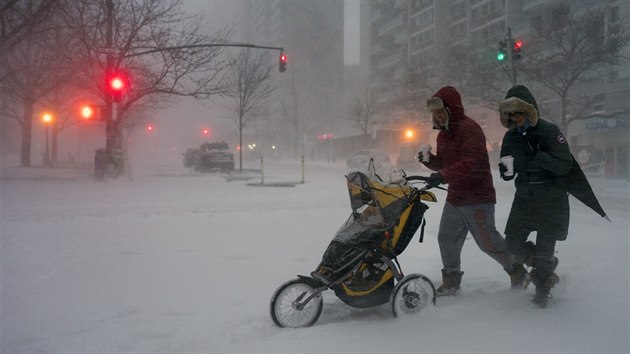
xmin=405 ymin=175 xmax=429 ymax=182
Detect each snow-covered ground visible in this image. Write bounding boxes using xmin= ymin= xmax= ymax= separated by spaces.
xmin=1 ymin=157 xmax=628 ymax=353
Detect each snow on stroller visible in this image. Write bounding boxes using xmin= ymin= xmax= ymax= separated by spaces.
xmin=270 ymin=169 xmax=438 ymax=328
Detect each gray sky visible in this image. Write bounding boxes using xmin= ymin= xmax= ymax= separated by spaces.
xmin=182 ymin=0 xmax=360 ymax=65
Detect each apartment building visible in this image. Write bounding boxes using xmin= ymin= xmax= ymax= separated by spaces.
xmin=367 ymin=0 xmax=628 ymax=178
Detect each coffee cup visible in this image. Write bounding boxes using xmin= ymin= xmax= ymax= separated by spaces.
xmin=419 ymin=144 xmax=431 ymax=162
xmin=500 ymin=155 xmax=514 ymax=176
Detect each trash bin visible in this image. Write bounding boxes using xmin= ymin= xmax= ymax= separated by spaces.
xmin=95 ymin=148 xmax=108 ymax=179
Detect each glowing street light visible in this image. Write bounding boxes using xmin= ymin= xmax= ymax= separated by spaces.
xmin=41 ymin=112 xmax=54 ymax=166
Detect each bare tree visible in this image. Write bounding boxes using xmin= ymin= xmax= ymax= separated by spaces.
xmin=0 ymin=2 xmax=72 ymax=166
xmin=519 ymin=7 xmax=630 ymax=133
xmin=60 ymin=0 xmax=232 ymax=155
xmin=0 ymin=0 xmax=60 ymax=59
xmin=349 ymin=83 xmax=382 ymax=148
xmin=223 ymin=48 xmax=276 ymax=172
xmin=1 ymin=0 xmax=232 ymax=168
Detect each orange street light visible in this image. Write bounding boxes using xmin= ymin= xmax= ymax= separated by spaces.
xmin=42 ymin=112 xmax=53 ymax=123
xmin=41 ymin=112 xmax=54 ymax=166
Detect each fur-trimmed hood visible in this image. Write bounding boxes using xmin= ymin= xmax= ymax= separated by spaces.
xmin=498 ymin=85 xmax=539 ymax=129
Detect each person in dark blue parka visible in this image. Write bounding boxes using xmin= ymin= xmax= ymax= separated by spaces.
xmin=498 ymin=85 xmax=573 ymax=308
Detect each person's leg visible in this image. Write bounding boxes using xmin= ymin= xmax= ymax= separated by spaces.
xmin=462 ymin=204 xmax=514 ymax=269
xmin=436 ymin=202 xmax=468 ymax=296
xmin=463 ymin=204 xmax=527 ymax=288
xmin=529 ymin=236 xmax=559 ymax=308
xmin=437 ymin=202 xmax=469 ymax=273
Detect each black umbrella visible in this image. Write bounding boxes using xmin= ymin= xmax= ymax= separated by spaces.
xmin=557 ymin=156 xmax=610 ymax=221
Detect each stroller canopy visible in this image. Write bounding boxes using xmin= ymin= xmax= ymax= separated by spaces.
xmin=346 ymin=171 xmax=413 ymax=224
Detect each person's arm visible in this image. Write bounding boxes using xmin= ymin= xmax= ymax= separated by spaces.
xmin=529 ymin=125 xmax=572 ymax=176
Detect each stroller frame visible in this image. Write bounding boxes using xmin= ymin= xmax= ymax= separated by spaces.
xmin=270 ymin=171 xmax=439 ymax=328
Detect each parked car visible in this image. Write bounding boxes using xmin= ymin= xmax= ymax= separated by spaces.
xmin=183 ymin=141 xmax=234 ymax=172
xmin=346 ymin=149 xmax=392 ymax=172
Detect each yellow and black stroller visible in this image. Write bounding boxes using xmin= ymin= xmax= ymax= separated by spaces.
xmin=270 ymin=170 xmax=438 ymax=328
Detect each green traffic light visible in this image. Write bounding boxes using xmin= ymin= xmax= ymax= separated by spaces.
xmin=497 ymin=52 xmax=505 ymax=61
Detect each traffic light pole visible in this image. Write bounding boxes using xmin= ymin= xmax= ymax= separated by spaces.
xmin=506 ymin=27 xmax=518 ymax=85
xmin=96 ymin=36 xmax=285 ymax=178
xmin=122 ymin=43 xmax=285 ymax=59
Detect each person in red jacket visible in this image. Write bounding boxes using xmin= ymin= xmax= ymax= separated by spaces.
xmin=420 ymin=86 xmax=526 ymax=296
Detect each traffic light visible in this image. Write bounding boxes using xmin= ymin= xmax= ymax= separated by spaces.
xmin=107 ymin=73 xmax=126 ymax=102
xmin=146 ymin=123 xmax=155 ymax=133
xmin=512 ymin=39 xmax=522 ymax=60
xmin=80 ymin=105 xmax=101 ymax=120
xmin=202 ymin=128 xmax=210 ymax=136
xmin=279 ymin=52 xmax=287 ymax=72
xmin=497 ymin=40 xmax=507 ymax=61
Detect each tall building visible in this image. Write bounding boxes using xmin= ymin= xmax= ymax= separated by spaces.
xmin=367 ymin=0 xmax=629 ymax=178
xmin=241 ymin=1 xmax=345 ymax=158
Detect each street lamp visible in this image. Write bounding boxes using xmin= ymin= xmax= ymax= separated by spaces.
xmin=41 ymin=112 xmax=54 ymax=167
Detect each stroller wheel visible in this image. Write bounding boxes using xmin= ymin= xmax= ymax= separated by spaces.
xmin=270 ymin=278 xmax=323 ymax=328
xmin=390 ymin=273 xmax=435 ymax=317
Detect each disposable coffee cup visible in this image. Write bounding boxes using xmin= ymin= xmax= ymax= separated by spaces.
xmin=500 ymin=155 xmax=514 ymax=176
xmin=420 ymin=144 xmax=431 ymax=162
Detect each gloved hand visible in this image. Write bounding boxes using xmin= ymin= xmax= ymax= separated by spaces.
xmin=426 ymin=172 xmax=443 ymax=188
xmin=499 ymin=163 xmax=514 ymax=181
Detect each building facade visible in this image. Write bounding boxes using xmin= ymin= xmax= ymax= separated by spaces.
xmin=240 ymin=0 xmax=345 ymax=159
xmin=366 ymin=0 xmax=629 ymax=179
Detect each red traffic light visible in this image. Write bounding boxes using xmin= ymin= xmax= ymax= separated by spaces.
xmin=110 ymin=77 xmax=124 ymax=91
xmin=80 ymin=105 xmax=94 ymax=119
xmin=146 ymin=123 xmax=155 ymax=132
xmin=202 ymin=128 xmax=210 ymax=136
xmin=279 ymin=52 xmax=287 ymax=72
xmin=512 ymin=39 xmax=523 ymax=60
xmin=107 ymin=72 xmax=127 ymax=102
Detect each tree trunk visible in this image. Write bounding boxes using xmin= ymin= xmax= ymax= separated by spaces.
xmin=52 ymin=123 xmax=59 ymax=163
xmin=20 ymin=101 xmax=34 ymax=167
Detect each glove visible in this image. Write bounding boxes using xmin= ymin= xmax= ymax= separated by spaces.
xmin=426 ymin=172 xmax=443 ymax=188
xmin=499 ymin=163 xmax=514 ymax=181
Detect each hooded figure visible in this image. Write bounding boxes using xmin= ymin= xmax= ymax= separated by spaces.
xmin=424 ymin=86 xmax=496 ymax=206
xmin=497 ymin=84 xmax=606 ymax=307
xmin=421 ymin=86 xmax=524 ymax=297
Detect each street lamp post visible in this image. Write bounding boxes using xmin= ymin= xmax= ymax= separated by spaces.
xmin=42 ymin=112 xmax=53 ymax=167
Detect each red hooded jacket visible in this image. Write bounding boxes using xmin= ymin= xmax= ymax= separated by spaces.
xmin=424 ymin=86 xmax=496 ymax=206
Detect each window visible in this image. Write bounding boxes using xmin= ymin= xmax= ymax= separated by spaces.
xmin=592 ymin=95 xmax=606 ymax=114
xmin=610 ymin=6 xmax=620 ymax=23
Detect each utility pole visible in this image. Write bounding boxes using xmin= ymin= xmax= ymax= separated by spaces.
xmin=507 ymin=27 xmax=518 ymax=85
xmin=95 ymin=15 xmax=286 ymax=178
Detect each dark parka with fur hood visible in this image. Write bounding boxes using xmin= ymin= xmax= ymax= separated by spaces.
xmin=423 ymin=86 xmax=496 ymax=206
xmin=499 ymin=85 xmax=573 ymax=240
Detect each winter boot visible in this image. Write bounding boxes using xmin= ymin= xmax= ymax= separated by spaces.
xmin=529 ymin=270 xmax=560 ymax=308
xmin=436 ymin=269 xmax=464 ymax=297
xmin=522 ymin=241 xmax=537 ymax=268
xmin=506 ymin=263 xmax=528 ymax=289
